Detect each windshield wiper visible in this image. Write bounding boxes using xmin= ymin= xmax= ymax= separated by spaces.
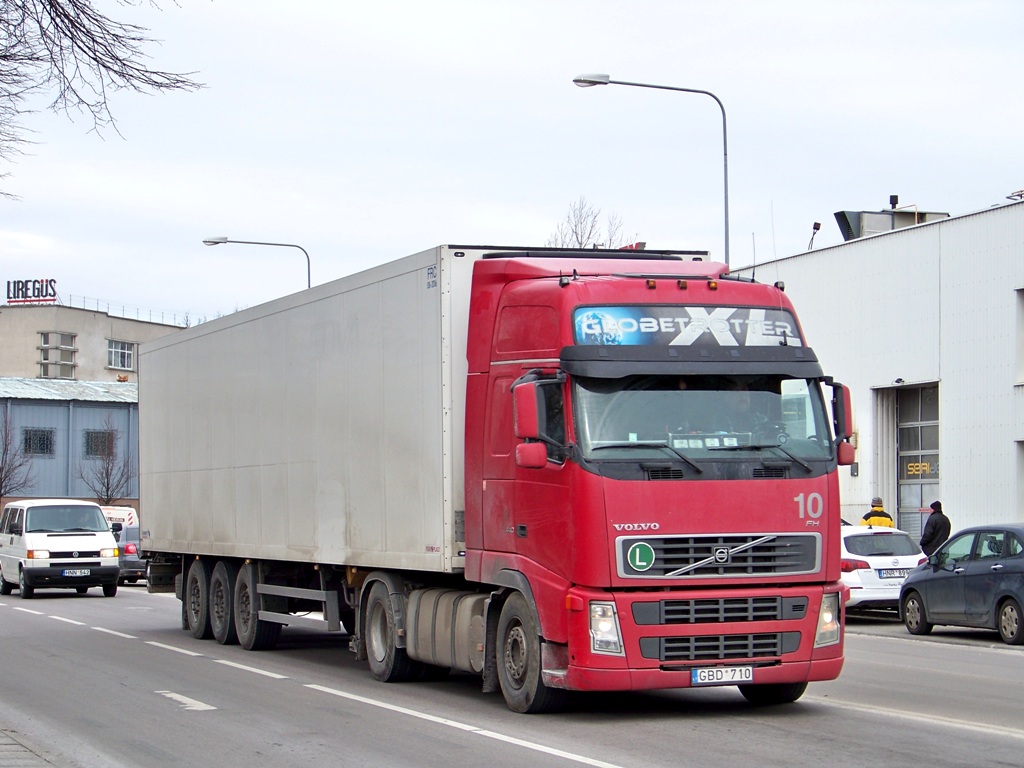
xmin=708 ymin=443 xmax=813 ymax=472
xmin=591 ymin=442 xmax=704 ymax=473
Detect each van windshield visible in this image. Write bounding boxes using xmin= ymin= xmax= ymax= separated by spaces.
xmin=25 ymin=505 xmax=109 ymax=533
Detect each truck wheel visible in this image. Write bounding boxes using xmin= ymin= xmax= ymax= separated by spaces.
xmin=902 ymin=591 xmax=933 ymax=635
xmin=0 ymin=575 xmax=13 ymax=595
xmin=210 ymin=561 xmax=239 ymax=645
xmin=18 ymin=569 xmax=34 ymax=599
xmin=364 ymin=581 xmax=420 ymax=682
xmin=738 ymin=682 xmax=807 ymax=705
xmin=185 ymin=559 xmax=213 ymax=639
xmin=233 ymin=562 xmax=281 ymax=651
xmin=496 ymin=592 xmax=565 ymax=714
xmin=102 ymin=583 xmax=118 ymax=598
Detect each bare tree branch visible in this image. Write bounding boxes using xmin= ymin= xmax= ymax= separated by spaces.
xmin=0 ymin=0 xmax=201 ymax=183
xmin=0 ymin=412 xmax=34 ymax=498
xmin=74 ymin=413 xmax=135 ymax=505
xmin=545 ymin=196 xmax=635 ymax=249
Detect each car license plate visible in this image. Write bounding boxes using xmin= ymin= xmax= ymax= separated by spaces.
xmin=62 ymin=569 xmax=91 ymax=577
xmin=691 ymin=666 xmax=753 ymax=686
xmin=878 ymin=568 xmax=910 ymax=579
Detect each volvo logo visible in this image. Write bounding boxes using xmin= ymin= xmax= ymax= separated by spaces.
xmin=713 ymin=547 xmax=730 ymax=564
xmin=614 ymin=523 xmax=660 ymax=531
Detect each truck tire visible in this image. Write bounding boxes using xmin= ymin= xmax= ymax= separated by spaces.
xmin=233 ymin=562 xmax=281 ymax=651
xmin=210 ymin=561 xmax=239 ymax=645
xmin=18 ymin=569 xmax=34 ymax=599
xmin=738 ymin=682 xmax=807 ymax=705
xmin=185 ymin=559 xmax=213 ymax=639
xmin=496 ymin=592 xmax=566 ymax=714
xmin=365 ymin=581 xmax=420 ymax=682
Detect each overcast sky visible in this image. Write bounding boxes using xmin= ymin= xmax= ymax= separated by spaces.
xmin=2 ymin=1 xmax=1022 ymax=323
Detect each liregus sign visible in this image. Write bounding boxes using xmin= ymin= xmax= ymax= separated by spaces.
xmin=574 ymin=305 xmax=803 ymax=347
xmin=6 ymin=279 xmax=58 ymax=304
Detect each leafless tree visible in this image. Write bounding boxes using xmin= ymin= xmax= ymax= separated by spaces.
xmin=75 ymin=414 xmax=135 ymax=505
xmin=545 ymin=196 xmax=634 ymax=249
xmin=0 ymin=0 xmax=201 ymax=191
xmin=0 ymin=412 xmax=34 ymax=498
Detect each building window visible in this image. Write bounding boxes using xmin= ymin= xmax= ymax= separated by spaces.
xmin=108 ymin=339 xmax=136 ymax=371
xmin=23 ymin=428 xmax=56 ymax=457
xmin=83 ymin=430 xmax=115 ymax=458
xmin=896 ymin=385 xmax=940 ymax=535
xmin=39 ymin=332 xmax=77 ymax=379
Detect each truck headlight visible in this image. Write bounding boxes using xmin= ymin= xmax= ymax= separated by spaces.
xmin=589 ymin=601 xmax=624 ymax=655
xmin=100 ymin=548 xmax=118 ymax=558
xmin=814 ymin=592 xmax=841 ymax=647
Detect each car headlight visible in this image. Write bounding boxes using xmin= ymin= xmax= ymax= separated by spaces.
xmin=814 ymin=592 xmax=841 ymax=647
xmin=100 ymin=548 xmax=119 ymax=558
xmin=589 ymin=601 xmax=624 ymax=655
xmin=27 ymin=549 xmax=50 ymax=559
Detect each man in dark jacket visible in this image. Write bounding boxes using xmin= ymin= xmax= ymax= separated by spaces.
xmin=920 ymin=500 xmax=951 ymax=556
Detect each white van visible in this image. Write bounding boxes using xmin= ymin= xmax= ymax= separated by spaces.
xmin=0 ymin=499 xmax=121 ymax=598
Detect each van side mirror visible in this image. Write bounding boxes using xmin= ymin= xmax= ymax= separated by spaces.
xmin=111 ymin=522 xmax=123 ymax=533
xmin=10 ymin=523 xmax=22 ymax=536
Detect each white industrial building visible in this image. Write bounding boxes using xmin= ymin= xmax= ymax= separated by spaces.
xmin=739 ymin=199 xmax=1024 ymax=535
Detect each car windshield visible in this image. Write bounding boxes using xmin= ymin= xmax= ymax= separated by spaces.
xmin=25 ymin=505 xmax=109 ymax=533
xmin=845 ymin=532 xmax=921 ymax=557
xmin=574 ymin=373 xmax=833 ymax=462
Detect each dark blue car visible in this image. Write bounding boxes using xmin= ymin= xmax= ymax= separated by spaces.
xmin=900 ymin=524 xmax=1024 ymax=645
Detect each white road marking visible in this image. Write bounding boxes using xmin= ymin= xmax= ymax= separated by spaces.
xmin=155 ymin=691 xmax=217 ymax=711
xmin=306 ymin=684 xmax=627 ymax=768
xmin=92 ymin=627 xmax=137 ymax=639
xmin=807 ymin=696 xmax=1024 ymax=741
xmin=50 ymin=616 xmax=86 ymax=626
xmin=214 ymin=659 xmax=288 ymax=679
xmin=12 ymin=607 xmax=45 ymax=615
xmin=146 ymin=641 xmax=203 ymax=657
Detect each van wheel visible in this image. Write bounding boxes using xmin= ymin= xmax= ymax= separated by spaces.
xmin=76 ymin=587 xmax=89 ymax=594
xmin=233 ymin=562 xmax=281 ymax=650
xmin=18 ymin=569 xmax=34 ymax=599
xmin=210 ymin=561 xmax=239 ymax=645
xmin=103 ymin=583 xmax=117 ymax=598
xmin=365 ymin=581 xmax=420 ymax=682
xmin=0 ymin=575 xmax=13 ymax=595
xmin=185 ymin=559 xmax=213 ymax=638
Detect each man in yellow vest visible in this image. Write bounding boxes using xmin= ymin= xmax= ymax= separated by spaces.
xmin=860 ymin=496 xmax=895 ymax=527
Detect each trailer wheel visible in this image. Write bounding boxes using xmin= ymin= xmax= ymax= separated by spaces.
xmin=185 ymin=559 xmax=213 ymax=639
xmin=496 ymin=592 xmax=565 ymax=714
xmin=210 ymin=561 xmax=239 ymax=645
xmin=364 ymin=581 xmax=420 ymax=682
xmin=738 ymin=682 xmax=807 ymax=706
xmin=233 ymin=562 xmax=281 ymax=651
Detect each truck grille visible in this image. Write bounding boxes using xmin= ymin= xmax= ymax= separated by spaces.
xmin=632 ymin=596 xmax=809 ymax=625
xmin=639 ymin=632 xmax=801 ymax=661
xmin=617 ymin=533 xmax=820 ymax=579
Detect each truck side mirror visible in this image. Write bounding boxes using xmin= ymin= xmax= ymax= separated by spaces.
xmin=512 ymin=381 xmax=540 ymax=440
xmin=515 ymin=442 xmax=549 ymax=469
xmin=831 ymin=382 xmax=856 ymax=466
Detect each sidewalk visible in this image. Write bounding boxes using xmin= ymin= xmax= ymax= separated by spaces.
xmin=0 ymin=729 xmax=58 ymax=767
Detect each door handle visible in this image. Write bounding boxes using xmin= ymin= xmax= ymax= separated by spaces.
xmin=954 ymin=567 xmax=965 ymax=574
xmin=990 ymin=564 xmax=1004 ymax=571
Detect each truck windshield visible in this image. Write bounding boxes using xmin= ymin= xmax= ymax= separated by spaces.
xmin=574 ymin=374 xmax=832 ymax=463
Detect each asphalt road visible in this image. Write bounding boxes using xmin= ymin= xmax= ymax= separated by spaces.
xmin=0 ymin=592 xmax=1021 ymax=768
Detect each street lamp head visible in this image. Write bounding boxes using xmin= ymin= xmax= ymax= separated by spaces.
xmin=202 ymin=236 xmax=229 ymax=246
xmin=573 ymin=73 xmax=611 ymax=87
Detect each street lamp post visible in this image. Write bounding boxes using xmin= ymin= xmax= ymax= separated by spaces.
xmin=573 ymin=73 xmax=731 ymax=268
xmin=202 ymin=236 xmax=311 ymax=289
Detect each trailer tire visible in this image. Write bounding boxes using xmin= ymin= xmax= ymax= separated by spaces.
xmin=210 ymin=560 xmax=239 ymax=645
xmin=365 ymin=581 xmax=420 ymax=682
xmin=234 ymin=562 xmax=281 ymax=651
xmin=738 ymin=682 xmax=807 ymax=706
xmin=496 ymin=592 xmax=566 ymax=714
xmin=185 ymin=559 xmax=213 ymax=639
